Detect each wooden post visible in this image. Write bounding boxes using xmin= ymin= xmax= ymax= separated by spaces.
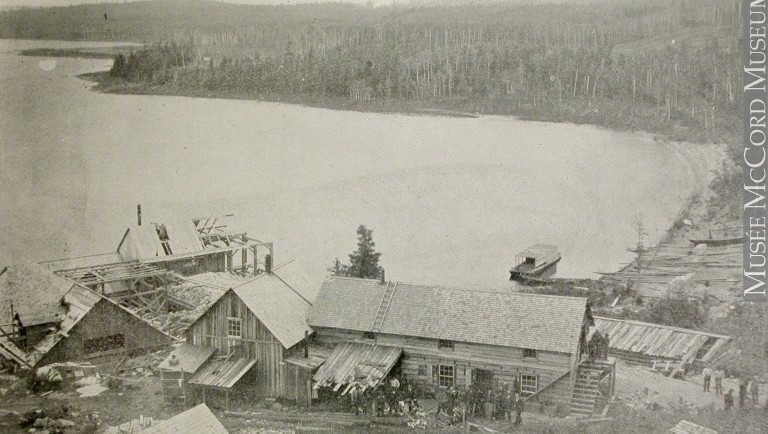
xmin=241 ymin=248 xmax=247 ymax=273
xmin=137 ymin=204 xmax=142 ymax=226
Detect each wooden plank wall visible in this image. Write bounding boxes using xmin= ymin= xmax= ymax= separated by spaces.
xmin=315 ymin=328 xmax=572 ymax=394
xmin=285 ymin=362 xmax=314 ymax=407
xmin=187 ymin=291 xmax=287 ymax=398
xmin=37 ymin=299 xmax=171 ymax=367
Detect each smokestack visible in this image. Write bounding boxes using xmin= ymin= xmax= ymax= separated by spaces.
xmin=137 ymin=204 xmax=142 ymax=226
xmin=264 ymin=254 xmax=272 ymax=274
xmin=380 ymin=269 xmax=385 ymax=284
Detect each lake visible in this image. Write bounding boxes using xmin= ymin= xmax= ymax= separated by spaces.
xmin=0 ymin=39 xmax=723 ymax=289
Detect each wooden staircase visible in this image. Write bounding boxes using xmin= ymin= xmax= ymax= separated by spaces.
xmin=371 ymin=282 xmax=397 ymax=332
xmin=570 ymin=361 xmax=605 ymax=417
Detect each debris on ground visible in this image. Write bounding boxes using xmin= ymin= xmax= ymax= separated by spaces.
xmin=76 ymin=384 xmax=107 ymax=398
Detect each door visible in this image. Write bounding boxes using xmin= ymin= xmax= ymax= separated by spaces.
xmin=474 ymin=369 xmax=494 ymax=390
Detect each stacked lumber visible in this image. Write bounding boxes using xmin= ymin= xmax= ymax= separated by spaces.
xmin=599 ymin=242 xmax=741 ymax=292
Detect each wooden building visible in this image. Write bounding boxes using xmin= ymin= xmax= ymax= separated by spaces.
xmin=307 ymin=276 xmax=609 ymax=416
xmin=593 ymin=316 xmax=730 ymax=374
xmin=169 ymin=266 xmax=315 ymax=407
xmin=116 ymin=216 xmax=272 ymax=277
xmin=0 ymin=260 xmax=171 ymax=368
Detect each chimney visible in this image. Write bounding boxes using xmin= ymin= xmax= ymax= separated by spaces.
xmin=264 ymin=254 xmax=272 ymax=274
xmin=137 ymin=204 xmax=142 ymax=226
xmin=380 ymin=269 xmax=385 ymax=284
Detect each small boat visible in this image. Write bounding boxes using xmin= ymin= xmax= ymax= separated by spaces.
xmin=688 ymin=236 xmax=742 ymax=247
xmin=509 ymin=244 xmax=561 ymax=281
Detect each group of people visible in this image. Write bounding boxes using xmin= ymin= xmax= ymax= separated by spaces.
xmin=461 ymin=380 xmax=525 ymax=426
xmin=588 ymin=331 xmax=610 ymax=361
xmin=349 ymin=376 xmax=420 ymax=416
xmin=702 ymin=365 xmax=763 ymax=411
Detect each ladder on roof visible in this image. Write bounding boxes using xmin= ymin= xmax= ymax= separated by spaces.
xmin=371 ymin=281 xmax=397 ymax=333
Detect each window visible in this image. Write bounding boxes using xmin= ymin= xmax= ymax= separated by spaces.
xmin=417 ymin=364 xmax=428 ymax=377
xmin=438 ymin=339 xmax=454 ymax=350
xmin=227 ymin=318 xmax=242 ymax=338
xmin=83 ymin=334 xmax=125 ymax=354
xmin=523 ymin=348 xmax=537 ymax=358
xmin=438 ymin=365 xmax=455 ymax=387
xmin=520 ymin=374 xmax=538 ymax=396
xmin=363 ymin=332 xmax=375 ymax=340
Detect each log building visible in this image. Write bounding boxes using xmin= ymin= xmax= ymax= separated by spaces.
xmin=307 ymin=276 xmax=611 ymax=416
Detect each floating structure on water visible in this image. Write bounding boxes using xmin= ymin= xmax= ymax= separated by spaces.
xmin=509 ymin=244 xmax=561 ymax=282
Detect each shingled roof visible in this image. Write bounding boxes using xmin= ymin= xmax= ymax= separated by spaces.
xmin=187 ymin=264 xmax=314 ymax=349
xmin=233 ymin=271 xmax=313 ymax=349
xmin=0 ymin=259 xmax=75 ymax=326
xmin=307 ymin=276 xmax=589 ymax=354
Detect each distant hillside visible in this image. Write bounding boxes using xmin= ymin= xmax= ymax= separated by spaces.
xmin=0 ymin=0 xmax=387 ymax=42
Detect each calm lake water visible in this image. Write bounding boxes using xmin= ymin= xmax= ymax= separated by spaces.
xmin=0 ymin=39 xmax=722 ymax=289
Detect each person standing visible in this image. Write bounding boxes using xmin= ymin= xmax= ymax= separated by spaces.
xmin=702 ymin=366 xmax=712 ymax=392
xmin=724 ymin=389 xmax=734 ymax=411
xmin=514 ymin=395 xmax=524 ymax=426
xmin=750 ymin=379 xmax=759 ymax=407
xmin=485 ymin=388 xmax=496 ymax=420
xmin=739 ymin=379 xmax=748 ymax=408
xmin=495 ymin=384 xmax=507 ymax=421
xmin=713 ymin=367 xmax=724 ymax=395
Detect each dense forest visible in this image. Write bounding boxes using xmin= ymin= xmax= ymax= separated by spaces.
xmin=2 ymin=0 xmax=743 ymax=213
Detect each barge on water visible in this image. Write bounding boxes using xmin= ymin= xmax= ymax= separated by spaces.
xmin=509 ymin=244 xmax=561 ymax=281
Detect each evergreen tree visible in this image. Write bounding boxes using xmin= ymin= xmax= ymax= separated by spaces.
xmin=331 ymin=225 xmax=382 ymax=279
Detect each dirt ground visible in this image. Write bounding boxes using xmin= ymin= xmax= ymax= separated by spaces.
xmin=614 ymin=360 xmax=765 ymax=412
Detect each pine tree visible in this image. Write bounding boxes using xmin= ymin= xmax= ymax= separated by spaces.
xmin=342 ymin=225 xmax=382 ymax=279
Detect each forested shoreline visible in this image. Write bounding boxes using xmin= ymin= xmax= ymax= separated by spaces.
xmin=5 ymin=0 xmax=743 ymax=214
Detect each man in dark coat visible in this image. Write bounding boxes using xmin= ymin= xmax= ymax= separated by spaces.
xmin=739 ymin=379 xmax=748 ymax=408
xmin=724 ymin=389 xmax=734 ymax=411
xmin=514 ymin=396 xmax=524 ymax=426
xmin=602 ymin=333 xmax=610 ymax=359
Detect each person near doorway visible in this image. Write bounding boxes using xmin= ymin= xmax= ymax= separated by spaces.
xmin=484 ymin=388 xmax=495 ymax=420
xmin=602 ymin=333 xmax=610 ymax=359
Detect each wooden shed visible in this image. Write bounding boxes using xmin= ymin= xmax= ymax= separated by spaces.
xmin=307 ymin=276 xmax=603 ymax=416
xmin=0 ymin=260 xmax=171 ymax=368
xmin=593 ymin=316 xmax=730 ymax=372
xmin=182 ymin=266 xmax=315 ymax=405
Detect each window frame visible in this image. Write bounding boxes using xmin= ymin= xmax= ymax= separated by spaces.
xmin=83 ymin=333 xmax=125 ymax=355
xmin=523 ymin=348 xmax=537 ymax=359
xmin=438 ymin=364 xmax=455 ymax=388
xmin=417 ymin=364 xmax=428 ymax=377
xmin=227 ymin=317 xmax=242 ymax=339
xmin=438 ymin=339 xmax=455 ymax=350
xmin=520 ymin=374 xmax=538 ymax=396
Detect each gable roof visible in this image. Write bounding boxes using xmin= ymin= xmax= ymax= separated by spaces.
xmin=186 ymin=265 xmax=314 ymax=349
xmin=307 ymin=276 xmax=589 ymax=354
xmin=0 ymin=259 xmax=75 ymax=326
xmin=231 ymin=270 xmax=313 ymax=349
xmin=143 ymin=404 xmax=228 ymax=434
xmin=27 ymin=284 xmax=171 ymax=366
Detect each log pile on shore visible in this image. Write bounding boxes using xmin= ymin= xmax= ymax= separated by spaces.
xmin=599 ymin=241 xmax=741 ymax=298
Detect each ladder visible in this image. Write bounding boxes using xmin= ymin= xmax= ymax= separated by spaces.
xmin=371 ymin=281 xmax=397 ymax=332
